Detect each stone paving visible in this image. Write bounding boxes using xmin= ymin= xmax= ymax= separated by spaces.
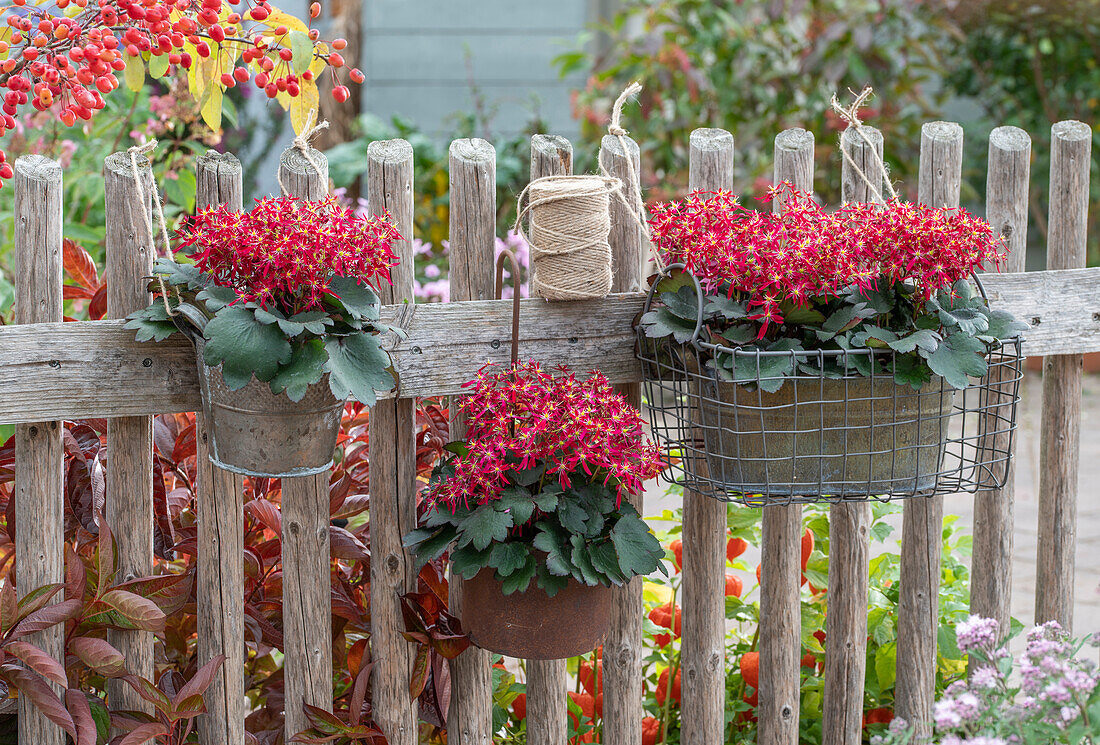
xmin=644 ymin=370 xmax=1100 ymax=634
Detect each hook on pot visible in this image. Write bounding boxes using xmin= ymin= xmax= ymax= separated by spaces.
xmin=495 ymin=249 xmax=522 ymax=367
xmin=169 ymin=301 xmax=210 ymax=346
xmin=641 ymin=262 xmax=706 ymax=347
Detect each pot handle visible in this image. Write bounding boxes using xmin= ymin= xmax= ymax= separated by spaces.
xmin=169 ymin=301 xmax=209 ymax=346
xmin=495 ymin=249 xmax=522 ymax=366
xmin=641 ymin=262 xmax=706 ymax=347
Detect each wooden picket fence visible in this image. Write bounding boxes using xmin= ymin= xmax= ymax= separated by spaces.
xmin=0 ymin=115 xmax=1094 ymax=745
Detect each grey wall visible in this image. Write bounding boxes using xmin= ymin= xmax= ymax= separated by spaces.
xmin=360 ymin=0 xmax=594 ymax=138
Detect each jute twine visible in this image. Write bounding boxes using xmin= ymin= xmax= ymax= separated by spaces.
xmin=127 ymin=140 xmax=177 ymax=316
xmin=276 ymin=108 xmax=330 ymax=197
xmin=514 ymin=174 xmax=619 ymax=300
xmin=598 ymin=81 xmax=662 ymax=273
xmin=514 ymin=82 xmax=661 ymax=301
xmin=830 ymin=87 xmax=899 ymax=202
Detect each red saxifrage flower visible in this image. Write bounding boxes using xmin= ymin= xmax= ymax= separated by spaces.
xmin=180 ymin=194 xmax=401 ymax=315
xmin=424 ymin=361 xmax=664 ymax=513
xmin=648 ymin=183 xmax=1007 ymax=335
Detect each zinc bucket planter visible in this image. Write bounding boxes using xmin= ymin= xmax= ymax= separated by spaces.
xmin=461 ymin=563 xmax=612 ymax=660
xmin=694 ymin=371 xmax=956 ymax=497
xmin=194 ymin=338 xmax=346 ymax=478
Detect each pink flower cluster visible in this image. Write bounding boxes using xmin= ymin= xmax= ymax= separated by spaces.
xmin=181 ymin=195 xmax=400 ymax=315
xmin=427 ymin=361 xmax=663 ymax=512
xmin=649 ymin=184 xmax=1007 ymax=330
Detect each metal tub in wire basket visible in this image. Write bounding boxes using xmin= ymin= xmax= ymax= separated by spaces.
xmin=637 ymin=271 xmax=1023 ymax=506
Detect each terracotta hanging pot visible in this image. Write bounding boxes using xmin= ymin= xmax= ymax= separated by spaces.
xmin=461 ymin=565 xmax=613 ymax=660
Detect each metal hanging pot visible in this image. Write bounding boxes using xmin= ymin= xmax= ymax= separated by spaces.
xmin=174 ymin=305 xmax=345 ymax=478
xmin=457 ymin=250 xmax=613 ymax=660
xmin=462 ymin=564 xmax=613 ymax=660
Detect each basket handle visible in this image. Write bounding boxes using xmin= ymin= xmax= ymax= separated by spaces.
xmin=641 ymin=262 xmax=707 ymax=347
xmin=495 ymin=249 xmax=522 ymax=366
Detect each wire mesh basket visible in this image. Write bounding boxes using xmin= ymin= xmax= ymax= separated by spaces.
xmin=637 ymin=271 xmax=1024 ymax=506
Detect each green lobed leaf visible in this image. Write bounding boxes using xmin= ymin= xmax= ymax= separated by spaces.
xmin=324 ymin=334 xmax=394 ymax=405
xmin=403 ymin=526 xmax=455 ymax=568
xmin=556 ymin=497 xmax=590 ymax=535
xmin=887 ymin=328 xmax=941 ymax=355
xmin=984 ymin=309 xmax=1029 ymax=340
xmin=570 ymin=535 xmax=603 ymax=586
xmin=487 ymin=542 xmax=530 ymax=577
xmin=327 ymin=276 xmax=382 ymax=321
xmin=588 ymin=540 xmax=628 ymax=585
xmin=926 ymin=333 xmax=988 ymax=389
xmin=705 ymin=293 xmax=748 ymax=321
xmin=456 ymin=507 xmax=512 ymax=551
xmin=493 ymin=486 xmax=536 ymax=526
xmin=532 ymin=524 xmax=572 ymax=577
xmin=609 ymin=513 xmax=663 ymax=579
xmin=125 ymin=304 xmax=179 ymax=343
xmin=450 ymin=545 xmax=492 ymax=580
xmin=202 ymin=306 xmax=293 ymax=389
xmin=535 ymin=564 xmax=569 ymax=597
xmin=640 ymin=306 xmax=697 ymax=343
xmin=268 ymin=338 xmax=328 ymax=402
xmin=153 ymin=258 xmax=208 ymax=290
xmin=196 ymin=284 xmax=238 ymax=311
xmin=499 ymin=554 xmax=537 ymax=594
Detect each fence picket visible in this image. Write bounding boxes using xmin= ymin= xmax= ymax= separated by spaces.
xmin=896 ymin=121 xmax=964 ymax=741
xmin=600 ymin=131 xmax=647 ymax=745
xmin=822 ymin=125 xmax=883 ymax=745
xmin=758 ymin=128 xmax=814 ymax=745
xmin=680 ymin=127 xmax=734 ymax=745
xmin=278 ymin=146 xmax=335 ymax=742
xmin=524 ymin=133 xmax=573 ymax=745
xmin=1036 ymin=120 xmax=1092 ymax=632
xmin=12 ymin=154 xmax=66 ymax=745
xmin=446 ymin=137 xmax=497 ymax=745
xmin=194 ymin=151 xmax=246 ymax=745
xmin=104 ymin=150 xmax=157 ymax=718
xmin=971 ymin=126 xmax=1031 ymax=646
xmin=367 ymin=139 xmax=419 ymax=745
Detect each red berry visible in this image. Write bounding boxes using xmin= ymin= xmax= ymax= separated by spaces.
xmin=349 ymin=68 xmax=364 ymax=83
xmin=328 ymin=52 xmax=344 ymax=68
xmin=309 ymin=1 xmax=320 ymax=17
xmin=332 ymin=85 xmax=348 ymax=103
xmin=332 ymin=38 xmax=347 ymax=51
xmin=232 ymin=66 xmax=249 ymax=82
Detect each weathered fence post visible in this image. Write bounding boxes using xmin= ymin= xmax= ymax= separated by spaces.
xmin=12 ymin=154 xmax=66 ymax=745
xmin=971 ymin=126 xmax=1030 ymax=645
xmin=104 ymin=150 xmax=156 ymax=715
xmin=525 ymin=133 xmax=573 ymax=745
xmin=822 ymin=125 xmax=882 ymax=745
xmin=600 ymin=130 xmax=647 ymax=745
xmin=680 ymin=127 xmax=734 ymax=745
xmin=896 ymin=121 xmax=964 ymax=741
xmin=759 ymin=128 xmax=813 ymax=745
xmin=194 ymin=151 xmax=246 ymax=745
xmin=278 ymin=146 xmax=335 ymax=741
xmin=1036 ymin=120 xmax=1092 ymax=633
xmin=447 ymin=137 xmax=496 ymax=745
xmin=367 ymin=138 xmax=419 ymax=745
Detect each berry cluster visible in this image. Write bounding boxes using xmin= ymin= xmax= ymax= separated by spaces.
xmin=649 ymin=184 xmax=1007 ymax=330
xmin=426 ymin=361 xmax=663 ymax=512
xmin=0 ymin=0 xmax=362 ymax=184
xmin=180 ymin=195 xmax=399 ymax=314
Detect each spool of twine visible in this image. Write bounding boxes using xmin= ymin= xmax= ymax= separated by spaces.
xmin=516 ymin=174 xmax=620 ymax=301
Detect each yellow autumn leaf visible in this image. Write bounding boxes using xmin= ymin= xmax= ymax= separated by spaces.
xmin=201 ymin=84 xmax=223 ymax=133
xmin=289 ymin=78 xmax=319 ymax=134
xmin=185 ymin=42 xmax=205 ymax=102
xmin=123 ymin=53 xmax=145 ymax=92
xmin=260 ymin=7 xmax=309 ymax=34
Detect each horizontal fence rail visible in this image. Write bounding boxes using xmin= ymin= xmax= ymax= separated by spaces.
xmin=0 ymin=269 xmax=1095 ymax=425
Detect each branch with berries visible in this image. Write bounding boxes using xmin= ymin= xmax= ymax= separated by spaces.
xmin=0 ymin=0 xmax=363 ymax=186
